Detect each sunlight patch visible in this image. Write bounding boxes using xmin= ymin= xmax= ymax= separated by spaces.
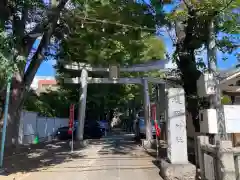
xmin=27 ymin=151 xmax=45 ymax=158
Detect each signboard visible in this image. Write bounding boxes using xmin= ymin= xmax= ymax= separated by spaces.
xmin=166 ymin=88 xmax=188 ymax=164
xmin=223 ymin=105 xmax=240 ymax=133
xmin=68 ymin=104 xmax=75 ymax=134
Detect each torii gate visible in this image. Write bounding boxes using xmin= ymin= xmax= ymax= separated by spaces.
xmin=64 ymin=61 xmax=173 ymax=141
xmin=63 ymin=61 xmax=191 ymax=170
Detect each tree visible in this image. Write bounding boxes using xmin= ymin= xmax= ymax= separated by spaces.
xmin=24 ymin=89 xmax=71 ymax=118
xmin=150 ymin=0 xmax=240 ymax=131
xmin=56 ymin=0 xmax=166 ymax=129
xmin=0 ymin=0 xmax=69 ymax=146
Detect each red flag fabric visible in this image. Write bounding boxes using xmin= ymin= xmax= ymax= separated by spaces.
xmin=68 ymin=129 xmax=72 ymax=135
xmin=69 ymin=104 xmax=75 ymax=131
xmin=151 ymin=104 xmax=161 ymax=137
xmin=154 ymin=123 xmax=161 ymax=137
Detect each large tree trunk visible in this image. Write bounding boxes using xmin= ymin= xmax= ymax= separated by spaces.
xmin=176 ymin=47 xmax=201 ymax=132
xmin=175 ymin=8 xmax=203 ymax=132
xmin=1 ymin=73 xmax=25 ymax=147
xmin=5 ymin=102 xmax=23 ymax=147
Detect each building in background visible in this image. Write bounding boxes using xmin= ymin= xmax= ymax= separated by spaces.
xmin=31 ymin=76 xmax=58 ymax=93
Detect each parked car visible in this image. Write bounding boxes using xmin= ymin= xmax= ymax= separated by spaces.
xmin=84 ymin=121 xmax=104 ymax=139
xmin=97 ymin=120 xmax=109 ymax=132
xmin=55 ymin=126 xmax=76 ymax=140
xmin=134 ymin=117 xmax=160 ymax=138
xmin=55 ymin=120 xmax=103 ymax=140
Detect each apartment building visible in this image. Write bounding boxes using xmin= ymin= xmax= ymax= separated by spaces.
xmin=31 ymin=76 xmax=58 ymax=93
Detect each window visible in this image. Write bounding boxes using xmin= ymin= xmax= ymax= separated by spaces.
xmin=236 ymin=80 xmax=240 ymax=86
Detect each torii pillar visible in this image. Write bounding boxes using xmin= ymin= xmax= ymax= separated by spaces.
xmin=142 ymin=78 xmax=152 ymax=141
xmin=77 ymin=68 xmax=88 ymax=142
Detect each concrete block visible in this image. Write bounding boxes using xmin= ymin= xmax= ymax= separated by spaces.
xmin=217 ymin=140 xmax=235 ymax=180
xmin=72 ymin=140 xmax=89 ymax=149
xmin=142 ymin=139 xmax=156 ymax=149
xmin=159 ymin=159 xmax=196 ymax=180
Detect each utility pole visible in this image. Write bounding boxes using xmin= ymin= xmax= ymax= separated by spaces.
xmin=207 ymin=20 xmax=229 ymax=141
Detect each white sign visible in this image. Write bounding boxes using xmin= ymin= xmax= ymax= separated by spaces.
xmin=223 ymin=105 xmax=240 ymax=133
xmin=167 ymin=88 xmax=188 ymax=164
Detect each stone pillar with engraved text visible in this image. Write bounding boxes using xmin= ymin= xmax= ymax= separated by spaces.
xmin=166 ymin=88 xmax=188 ymax=164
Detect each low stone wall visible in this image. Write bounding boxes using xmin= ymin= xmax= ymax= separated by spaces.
xmin=197 ymin=136 xmax=236 ymax=180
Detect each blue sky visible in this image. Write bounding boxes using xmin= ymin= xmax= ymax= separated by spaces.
xmin=35 ymin=1 xmax=239 ymax=76
xmin=161 ymin=2 xmax=239 ymax=70
xmin=27 ymin=37 xmax=56 ymax=76
xmin=36 ymin=59 xmax=56 ymax=76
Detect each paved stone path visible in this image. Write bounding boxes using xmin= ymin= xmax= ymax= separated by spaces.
xmin=3 ymin=132 xmax=163 ymax=180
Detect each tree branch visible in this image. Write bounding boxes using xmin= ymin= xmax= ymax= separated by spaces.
xmin=23 ymin=0 xmax=69 ymax=56
xmin=220 ymin=0 xmax=235 ymax=12
xmin=13 ymin=4 xmax=28 ymax=75
xmin=182 ymin=0 xmax=195 ymax=11
xmin=23 ymin=0 xmax=68 ymax=87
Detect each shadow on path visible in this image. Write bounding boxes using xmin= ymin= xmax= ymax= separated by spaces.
xmin=2 ymin=129 xmax=164 ymax=180
xmin=2 ymin=141 xmax=86 ymax=176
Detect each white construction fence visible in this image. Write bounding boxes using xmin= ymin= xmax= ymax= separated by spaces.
xmin=18 ymin=111 xmax=68 ymax=145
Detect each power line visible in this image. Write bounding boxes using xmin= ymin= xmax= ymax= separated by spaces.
xmin=70 ymin=16 xmax=177 ymax=61
xmin=73 ymin=15 xmax=164 ymax=34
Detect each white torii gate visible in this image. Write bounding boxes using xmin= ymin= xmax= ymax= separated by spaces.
xmin=64 ymin=61 xmax=173 ymax=142
xmin=64 ymin=62 xmax=189 ymax=165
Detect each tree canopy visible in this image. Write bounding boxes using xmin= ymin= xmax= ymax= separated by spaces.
xmin=56 ymin=0 xmax=166 ymax=120
xmin=150 ymin=0 xmax=240 ymax=131
xmin=0 ymin=0 xmax=239 ymax=143
xmin=24 ymin=89 xmax=71 ymax=117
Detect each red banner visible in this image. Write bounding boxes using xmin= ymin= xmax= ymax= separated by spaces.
xmin=68 ymin=104 xmax=75 ymax=134
xmin=151 ymin=104 xmax=161 ymax=137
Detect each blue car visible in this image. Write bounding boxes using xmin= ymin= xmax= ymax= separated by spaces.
xmin=134 ymin=117 xmax=160 ymax=138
